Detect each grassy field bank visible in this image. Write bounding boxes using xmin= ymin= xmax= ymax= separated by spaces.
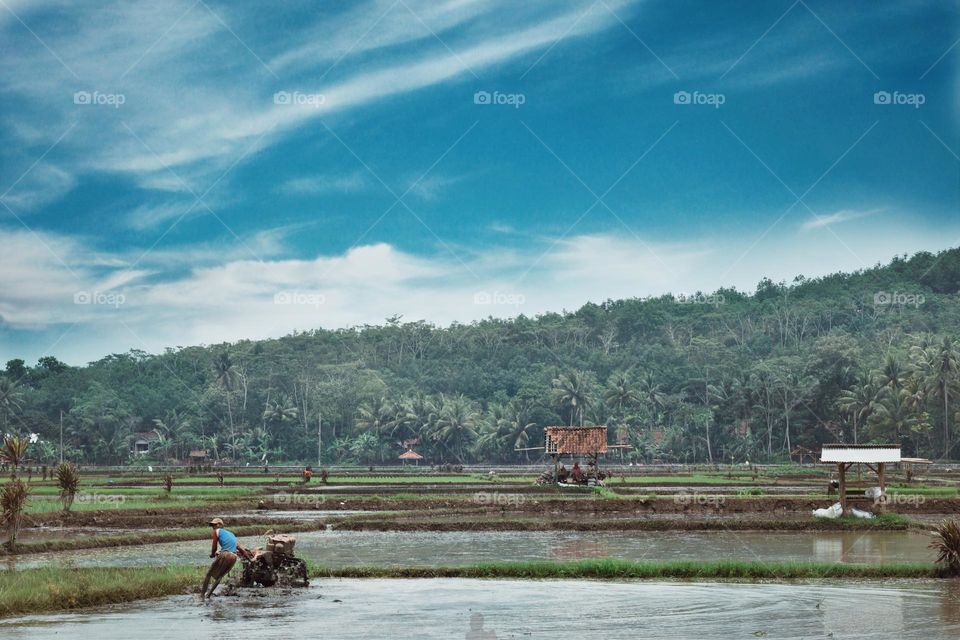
xmin=0 ymin=559 xmax=942 ymax=619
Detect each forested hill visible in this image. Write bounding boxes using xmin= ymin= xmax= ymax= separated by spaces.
xmin=4 ymin=248 xmax=960 ymax=466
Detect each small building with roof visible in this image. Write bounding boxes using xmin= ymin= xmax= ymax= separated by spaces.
xmin=131 ymin=430 xmax=161 ymax=456
xmin=399 ymin=449 xmax=424 ymax=466
xmin=820 ymin=444 xmax=900 ymax=513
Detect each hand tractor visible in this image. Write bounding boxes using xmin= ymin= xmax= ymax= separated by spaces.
xmin=239 ymin=534 xmax=309 ymax=588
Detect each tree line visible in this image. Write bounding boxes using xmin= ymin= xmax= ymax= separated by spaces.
xmin=1 ymin=248 xmax=958 ymax=466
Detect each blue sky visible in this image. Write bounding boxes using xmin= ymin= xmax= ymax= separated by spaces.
xmin=1 ymin=0 xmax=958 ymax=364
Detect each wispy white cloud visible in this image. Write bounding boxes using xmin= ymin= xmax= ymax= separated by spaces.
xmin=3 ymin=212 xmax=956 ymax=363
xmin=277 ymin=172 xmax=369 ymax=196
xmin=0 ymin=0 xmax=635 ymax=204
xmin=801 ymin=207 xmax=883 ymax=230
xmin=404 ymin=172 xmax=467 ymax=201
xmin=0 ymin=164 xmax=76 ymax=211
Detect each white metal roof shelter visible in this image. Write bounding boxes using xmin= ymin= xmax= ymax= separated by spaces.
xmin=819 ymin=444 xmax=901 ymax=514
xmin=820 ymin=445 xmax=901 ymax=464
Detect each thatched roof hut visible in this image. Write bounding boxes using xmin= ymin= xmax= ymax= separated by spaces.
xmin=399 ymin=449 xmax=424 ymax=465
xmin=544 ymin=426 xmax=608 ymax=455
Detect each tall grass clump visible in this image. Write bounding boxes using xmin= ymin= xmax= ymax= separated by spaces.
xmin=56 ymin=462 xmax=81 ymax=513
xmin=930 ymin=519 xmax=960 ymax=576
xmin=1 ymin=436 xmax=31 ymax=552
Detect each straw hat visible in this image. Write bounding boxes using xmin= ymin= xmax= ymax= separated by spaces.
xmin=209 ymin=518 xmax=224 ymax=527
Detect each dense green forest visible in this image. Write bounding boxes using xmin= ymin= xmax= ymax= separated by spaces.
xmin=2 ymin=248 xmax=959 ymax=466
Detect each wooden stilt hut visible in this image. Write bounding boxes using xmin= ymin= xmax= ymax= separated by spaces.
xmin=819 ymin=444 xmax=900 ymax=514
xmin=545 ymin=426 xmax=609 ymax=476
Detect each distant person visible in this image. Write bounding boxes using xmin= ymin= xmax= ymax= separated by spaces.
xmin=303 ymin=466 xmax=313 ymax=483
xmin=557 ymin=464 xmax=569 ymax=482
xmin=571 ymin=462 xmax=583 ymax=483
xmin=201 ymin=518 xmax=247 ymax=599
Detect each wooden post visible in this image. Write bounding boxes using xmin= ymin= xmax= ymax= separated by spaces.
xmin=878 ymin=462 xmax=886 ymax=513
xmin=838 ymin=462 xmax=847 ymax=514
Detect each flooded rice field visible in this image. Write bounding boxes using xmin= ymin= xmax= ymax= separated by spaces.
xmin=4 ymin=578 xmax=959 ymax=639
xmin=1 ymin=530 xmax=934 ymax=571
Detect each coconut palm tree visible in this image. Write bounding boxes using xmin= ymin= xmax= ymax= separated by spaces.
xmin=636 ymin=371 xmax=666 ymax=426
xmin=262 ymin=393 xmax=299 ymax=438
xmin=837 ymin=375 xmax=883 ymax=445
xmin=432 ymin=394 xmax=478 ymax=463
xmin=872 ymin=386 xmax=918 ymax=443
xmin=354 ymin=396 xmax=391 ymax=462
xmin=912 ymin=336 xmax=959 ymax=457
xmin=604 ymin=372 xmax=638 ymax=415
xmin=475 ymin=402 xmax=509 ymax=461
xmin=0 ymin=377 xmax=24 ymax=431
xmin=876 ymin=356 xmax=906 ymax=393
xmin=212 ymin=352 xmax=241 ymax=453
xmin=552 ymin=370 xmax=593 ymax=426
xmin=153 ymin=410 xmax=192 ymax=461
xmin=504 ymin=398 xmax=538 ymax=462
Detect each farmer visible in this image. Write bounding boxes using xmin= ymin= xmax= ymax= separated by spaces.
xmin=302 ymin=466 xmax=313 ymax=483
xmin=571 ymin=462 xmax=583 ymax=483
xmin=201 ymin=518 xmax=246 ymax=599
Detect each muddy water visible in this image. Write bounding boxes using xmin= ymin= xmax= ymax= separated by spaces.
xmin=4 ymin=579 xmax=960 ymax=639
xmin=1 ymin=530 xmax=933 ymax=571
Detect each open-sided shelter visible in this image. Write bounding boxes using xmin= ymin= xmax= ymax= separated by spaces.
xmin=820 ymin=444 xmax=900 ymax=513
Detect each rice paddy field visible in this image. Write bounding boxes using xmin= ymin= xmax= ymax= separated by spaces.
xmin=2 ymin=463 xmax=959 ymax=637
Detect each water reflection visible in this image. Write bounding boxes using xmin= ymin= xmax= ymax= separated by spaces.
xmin=2 ymin=580 xmax=958 ymax=639
xmin=1 ymin=530 xmax=935 ymax=571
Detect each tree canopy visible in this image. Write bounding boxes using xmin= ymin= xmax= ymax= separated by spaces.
xmin=3 ymin=248 xmax=959 ymax=466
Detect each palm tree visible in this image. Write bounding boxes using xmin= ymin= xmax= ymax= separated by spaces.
xmin=475 ymin=402 xmax=509 ymax=461
xmin=913 ymin=336 xmax=959 ymax=457
xmin=212 ymin=352 xmax=241 ymax=453
xmin=552 ymin=370 xmax=593 ymax=426
xmin=204 ymin=433 xmax=222 ymax=462
xmin=876 ymin=356 xmax=906 ymax=393
xmin=153 ymin=410 xmax=192 ymax=461
xmin=0 ymin=377 xmax=24 ymax=431
xmin=354 ymin=396 xmax=391 ymax=462
xmin=837 ymin=375 xmax=883 ymax=444
xmin=504 ymin=398 xmax=538 ymax=462
xmin=262 ymin=393 xmax=298 ymax=434
xmin=636 ymin=371 xmax=666 ymax=427
xmin=604 ymin=372 xmax=638 ymax=415
xmin=872 ymin=386 xmax=917 ymax=443
xmin=432 ymin=394 xmax=478 ymax=463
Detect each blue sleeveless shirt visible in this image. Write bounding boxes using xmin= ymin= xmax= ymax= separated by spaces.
xmin=217 ymin=528 xmax=238 ymax=553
